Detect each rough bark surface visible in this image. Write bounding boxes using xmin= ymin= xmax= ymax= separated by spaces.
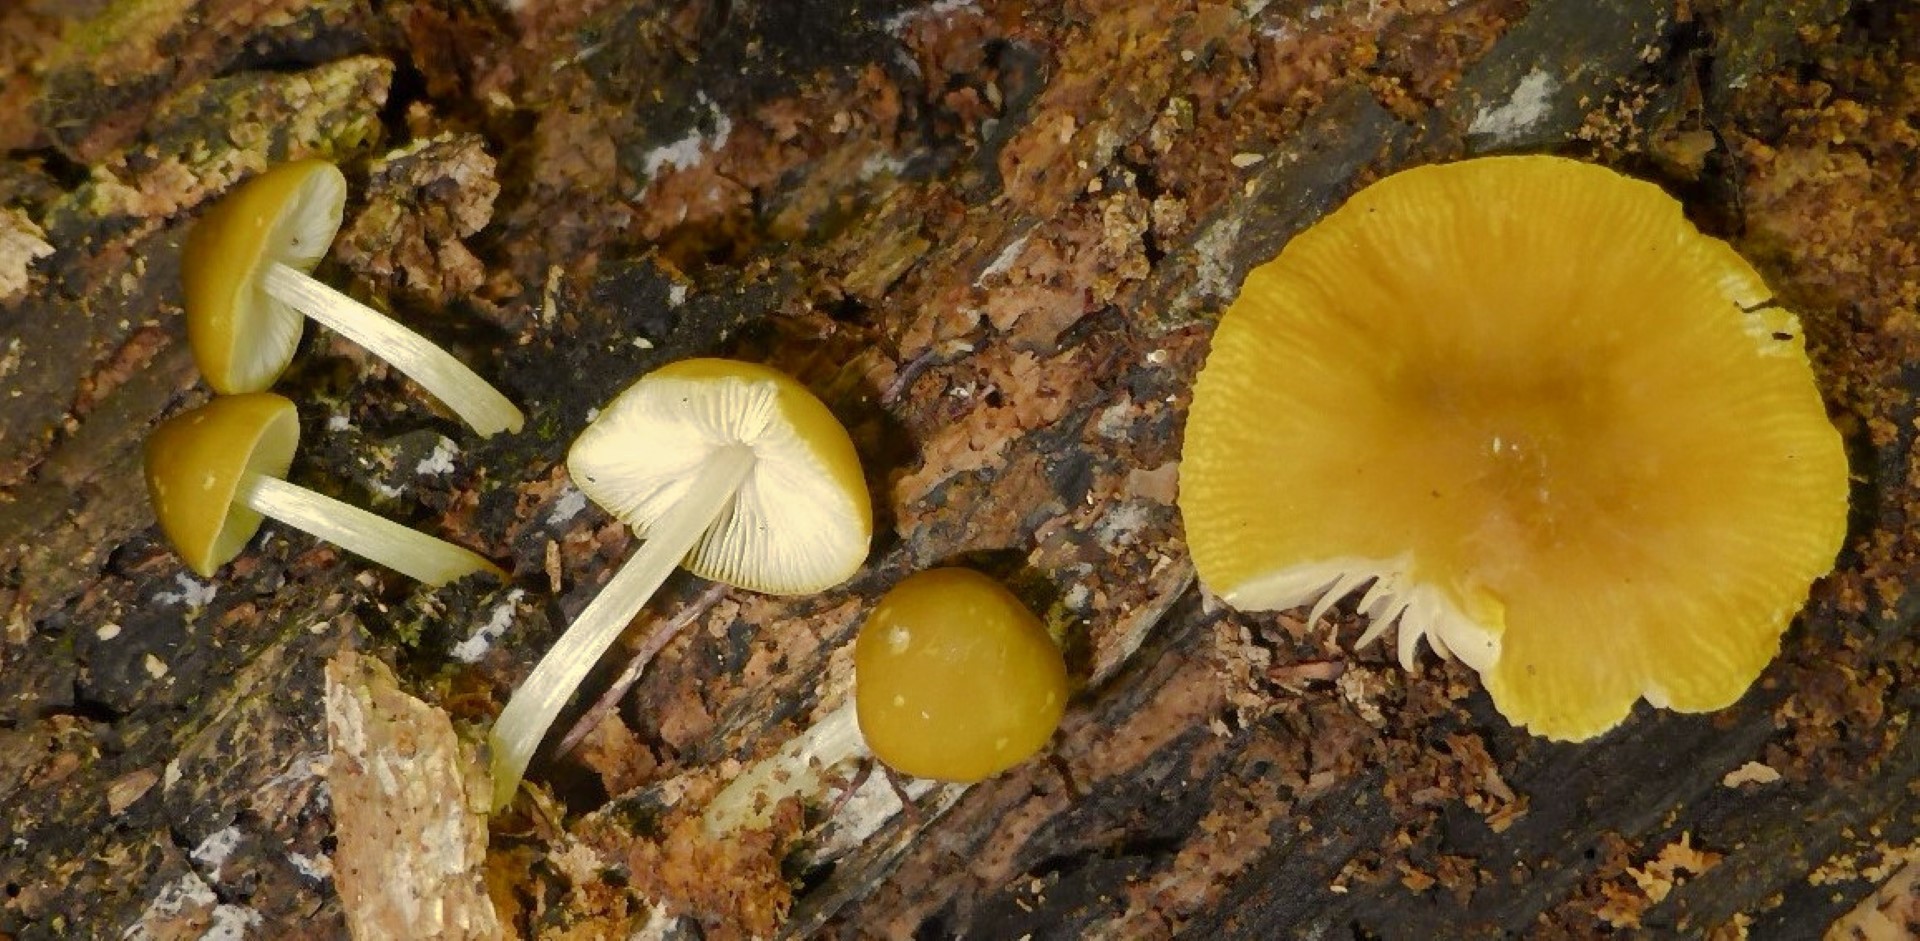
xmin=1 ymin=0 xmax=1916 ymax=938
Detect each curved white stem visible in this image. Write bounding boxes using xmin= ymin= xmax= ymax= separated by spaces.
xmin=701 ymin=701 xmax=865 ymax=837
xmin=489 ymin=445 xmax=757 ymax=811
xmin=265 ymin=262 xmax=524 ymax=437
xmin=237 ymin=473 xmax=502 ymax=586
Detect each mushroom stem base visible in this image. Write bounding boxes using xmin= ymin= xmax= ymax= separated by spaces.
xmin=702 ymin=702 xmax=865 ymax=837
xmin=263 ymin=262 xmax=524 ymax=437
xmin=488 ymin=444 xmax=758 ymax=812
xmin=236 ymin=472 xmax=500 ymax=586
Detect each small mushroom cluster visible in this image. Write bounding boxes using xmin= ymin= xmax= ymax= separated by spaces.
xmin=140 ymin=150 xmax=1853 ymax=895
xmin=148 ymin=162 xmax=1076 ymax=833
xmin=146 ymin=159 xmax=521 ymax=586
xmin=487 ymin=362 xmax=1072 ymax=812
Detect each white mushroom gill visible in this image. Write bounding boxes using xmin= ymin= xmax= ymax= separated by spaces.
xmin=1223 ymin=556 xmax=1504 ymax=673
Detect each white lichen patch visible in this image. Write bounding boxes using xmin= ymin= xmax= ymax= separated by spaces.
xmin=1093 ymin=398 xmax=1139 ymax=440
xmin=642 ymin=93 xmax=733 ymax=178
xmin=1468 ymin=68 xmax=1560 ymax=144
xmin=452 ymin=589 xmax=525 ymax=663
xmin=260 ymin=750 xmax=332 ymax=799
xmin=1093 ymin=501 xmax=1154 ymax=551
xmin=546 ymin=485 xmax=588 ymax=526
xmin=153 ymin=573 xmax=218 ymax=610
xmin=1188 ymin=215 xmax=1246 ymax=304
xmin=202 ymin=905 xmax=263 ymax=941
xmin=122 ymin=872 xmax=218 ymax=941
xmin=858 ymin=151 xmax=908 ymax=181
xmin=414 ymin=436 xmax=459 ymax=476
xmin=287 ymin=851 xmax=334 ymax=883
xmin=1061 ymin=582 xmax=1092 ymax=611
xmin=884 ymin=0 xmax=980 ymax=34
xmin=190 ymin=826 xmax=244 ymax=881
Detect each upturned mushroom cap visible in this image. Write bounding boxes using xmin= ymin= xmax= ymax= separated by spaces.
xmin=1180 ymin=156 xmax=1849 ymax=741
xmin=566 ymin=358 xmax=872 ymax=593
xmin=854 ymin=568 xmax=1068 ymax=782
xmin=183 ymin=159 xmax=346 ymax=393
xmin=143 ymin=392 xmax=300 ymax=577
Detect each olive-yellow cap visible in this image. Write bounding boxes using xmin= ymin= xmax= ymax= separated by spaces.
xmin=855 ymin=568 xmax=1067 ymax=782
xmin=143 ymin=392 xmax=300 ymax=577
xmin=1179 ymin=156 xmax=1849 ymax=741
xmin=183 ymin=160 xmax=346 ymax=394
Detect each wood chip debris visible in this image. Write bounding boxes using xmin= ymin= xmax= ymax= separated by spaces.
xmin=1721 ymin=760 xmax=1783 ymax=788
xmin=326 ymin=649 xmax=502 ymax=941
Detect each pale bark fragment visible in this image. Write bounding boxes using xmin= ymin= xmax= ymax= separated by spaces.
xmin=326 ymin=649 xmax=502 ymax=941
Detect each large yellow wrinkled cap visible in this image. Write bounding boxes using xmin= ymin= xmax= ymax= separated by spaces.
xmin=143 ymin=393 xmax=301 ymax=577
xmin=183 ymin=159 xmax=346 ymax=393
xmin=567 ymin=358 xmax=873 ymax=594
xmin=1179 ymin=156 xmax=1849 ymax=741
xmin=854 ymin=567 xmax=1068 ymax=782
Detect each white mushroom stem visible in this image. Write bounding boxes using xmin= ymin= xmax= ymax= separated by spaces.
xmin=236 ymin=473 xmax=500 ymax=586
xmin=263 ymin=262 xmax=524 ymax=437
xmin=700 ymin=701 xmax=865 ymax=837
xmin=489 ymin=444 xmax=757 ymax=811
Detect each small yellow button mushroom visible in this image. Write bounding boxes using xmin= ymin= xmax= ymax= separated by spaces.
xmin=854 ymin=568 xmax=1068 ymax=783
xmin=488 ymin=358 xmax=872 ymax=811
xmin=143 ymin=392 xmax=502 ymax=585
xmin=183 ymin=159 xmax=523 ymax=437
xmin=700 ymin=567 xmax=1067 ymax=836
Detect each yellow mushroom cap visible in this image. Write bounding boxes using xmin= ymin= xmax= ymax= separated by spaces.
xmin=854 ymin=568 xmax=1068 ymax=782
xmin=566 ymin=358 xmax=873 ymax=594
xmin=143 ymin=392 xmax=300 ymax=577
xmin=183 ymin=159 xmax=346 ymax=393
xmin=1179 ymin=156 xmax=1849 ymax=741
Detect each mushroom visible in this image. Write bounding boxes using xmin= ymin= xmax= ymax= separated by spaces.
xmin=143 ymin=392 xmax=502 ymax=585
xmin=1179 ymin=155 xmax=1849 ymax=741
xmin=702 ymin=567 xmax=1068 ymax=834
xmin=488 ymin=358 xmax=872 ymax=811
xmin=183 ymin=159 xmax=524 ymax=437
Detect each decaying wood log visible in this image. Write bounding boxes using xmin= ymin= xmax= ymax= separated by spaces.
xmin=1 ymin=0 xmax=1915 ymax=937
